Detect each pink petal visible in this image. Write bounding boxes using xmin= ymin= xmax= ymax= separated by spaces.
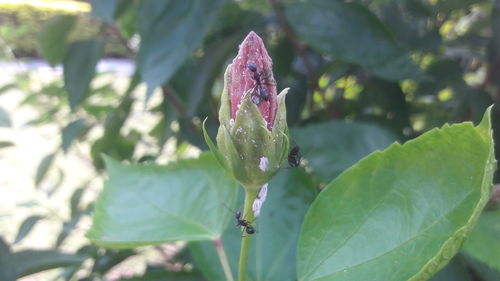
xmin=229 ymin=31 xmax=278 ymax=130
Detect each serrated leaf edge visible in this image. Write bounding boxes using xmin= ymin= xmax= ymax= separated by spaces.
xmin=408 ymin=106 xmax=496 ymax=281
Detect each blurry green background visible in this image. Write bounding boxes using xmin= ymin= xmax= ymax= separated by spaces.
xmin=0 ymin=0 xmax=499 ymax=280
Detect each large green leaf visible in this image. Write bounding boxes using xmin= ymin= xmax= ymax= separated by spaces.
xmin=296 ymin=106 xmax=495 ymax=281
xmin=86 ymin=153 xmax=238 ymax=248
xmin=190 ymin=168 xmax=317 ymax=281
xmin=38 ymin=15 xmax=76 ymax=66
xmin=285 ymin=0 xmax=423 ymax=81
xmin=137 ymin=0 xmax=223 ymax=100
xmin=462 ymin=208 xmax=500 ymax=271
xmin=63 ymin=40 xmax=104 ymax=111
xmin=14 ymin=250 xmax=86 ymax=277
xmin=292 ymin=121 xmax=397 ymax=183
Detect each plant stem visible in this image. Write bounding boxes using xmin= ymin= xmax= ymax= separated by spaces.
xmin=238 ymin=187 xmax=258 ymax=281
xmin=214 ymin=237 xmax=234 ymax=281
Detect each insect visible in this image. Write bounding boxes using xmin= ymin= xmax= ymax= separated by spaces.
xmin=288 ymin=144 xmax=302 ymax=168
xmin=235 ymin=210 xmax=255 ymax=235
xmin=247 ymin=62 xmax=271 ymax=105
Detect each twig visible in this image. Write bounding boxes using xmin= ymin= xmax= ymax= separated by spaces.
xmin=161 ymin=86 xmax=186 ymax=116
xmin=107 ymin=24 xmax=135 ymax=57
xmin=214 ymin=237 xmax=235 ymax=281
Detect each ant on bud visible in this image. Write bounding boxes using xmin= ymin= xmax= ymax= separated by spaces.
xmin=247 ymin=62 xmax=271 ymax=105
xmin=288 ymin=144 xmax=301 ymax=168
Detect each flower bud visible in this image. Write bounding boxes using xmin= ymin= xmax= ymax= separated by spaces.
xmin=204 ymin=31 xmax=289 ymax=188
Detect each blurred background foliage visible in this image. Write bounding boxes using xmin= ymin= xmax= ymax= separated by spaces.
xmin=0 ymin=0 xmax=499 ymax=280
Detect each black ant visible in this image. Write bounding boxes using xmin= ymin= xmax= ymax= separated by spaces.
xmin=247 ymin=62 xmax=271 ymax=105
xmin=235 ymin=210 xmax=255 ymax=235
xmin=288 ymin=144 xmax=301 ymax=168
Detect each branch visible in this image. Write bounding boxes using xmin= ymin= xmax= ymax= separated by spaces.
xmin=161 ymin=86 xmax=187 ymax=116
xmin=214 ymin=237 xmax=235 ymax=281
xmin=269 ymin=0 xmax=318 ymax=87
xmin=107 ymin=24 xmax=136 ymax=57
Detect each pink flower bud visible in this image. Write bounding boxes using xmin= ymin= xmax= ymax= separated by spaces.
xmin=229 ymin=31 xmax=277 ymax=130
xmin=203 ymin=31 xmax=290 ymax=188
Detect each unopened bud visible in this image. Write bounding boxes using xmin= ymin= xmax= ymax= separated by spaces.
xmin=203 ymin=31 xmax=290 ymax=188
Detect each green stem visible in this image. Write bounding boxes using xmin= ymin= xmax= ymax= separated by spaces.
xmin=238 ymin=187 xmax=258 ymax=281
xmin=214 ymin=237 xmax=234 ymax=281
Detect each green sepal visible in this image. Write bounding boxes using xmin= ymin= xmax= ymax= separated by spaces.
xmin=202 ymin=118 xmax=228 ymax=172
xmin=218 ymin=65 xmax=232 ymax=129
xmin=273 ymin=88 xmax=291 ymax=168
xmin=217 ymin=123 xmax=247 ymax=182
xmin=228 ymin=90 xmax=277 ymax=187
xmin=208 ymin=63 xmax=290 ymax=189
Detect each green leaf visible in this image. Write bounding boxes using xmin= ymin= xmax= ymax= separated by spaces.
xmin=14 ymin=215 xmax=44 ymax=244
xmin=91 ymin=0 xmax=132 ymax=23
xmin=70 ymin=186 xmax=86 ymax=218
xmin=379 ymin=2 xmax=440 ymax=52
xmin=296 ymin=106 xmax=495 ymax=281
xmin=62 ymin=119 xmax=88 ymax=153
xmin=429 ymin=257 xmax=472 ymax=281
xmin=0 ymin=83 xmax=16 ymax=96
xmin=0 ymin=141 xmax=14 ymax=149
xmin=170 ymin=33 xmax=242 ymax=117
xmin=0 ymin=238 xmax=16 ymax=281
xmin=38 ymin=15 xmax=76 ymax=66
xmin=0 ymin=106 xmax=12 ymax=127
xmin=136 ymin=0 xmax=223 ymax=100
xmin=285 ymin=0 xmax=423 ymax=81
xmin=86 ymin=153 xmax=238 ymax=248
xmin=46 ymin=168 xmax=65 ymax=197
xmin=90 ymin=249 xmax=135 ymax=274
xmin=292 ymin=121 xmax=397 ymax=183
xmin=35 ymin=153 xmax=56 ymax=187
xmin=14 ymin=250 xmax=86 ymax=277
xmin=190 ymin=168 xmax=317 ymax=281
xmin=462 ymin=254 xmax=500 ymax=281
xmin=368 ymin=55 xmax=430 ymax=82
xmin=63 ymin=40 xmax=104 ymax=111
xmin=462 ymin=209 xmax=500 ymax=271
xmin=91 ymin=0 xmax=118 ymax=22
xmin=118 ymin=269 xmax=207 ymax=281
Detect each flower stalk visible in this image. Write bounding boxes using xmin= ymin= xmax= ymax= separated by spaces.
xmin=238 ymin=187 xmax=258 ymax=281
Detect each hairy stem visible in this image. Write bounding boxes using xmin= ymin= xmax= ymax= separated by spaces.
xmin=238 ymin=187 xmax=258 ymax=281
xmin=214 ymin=237 xmax=234 ymax=281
